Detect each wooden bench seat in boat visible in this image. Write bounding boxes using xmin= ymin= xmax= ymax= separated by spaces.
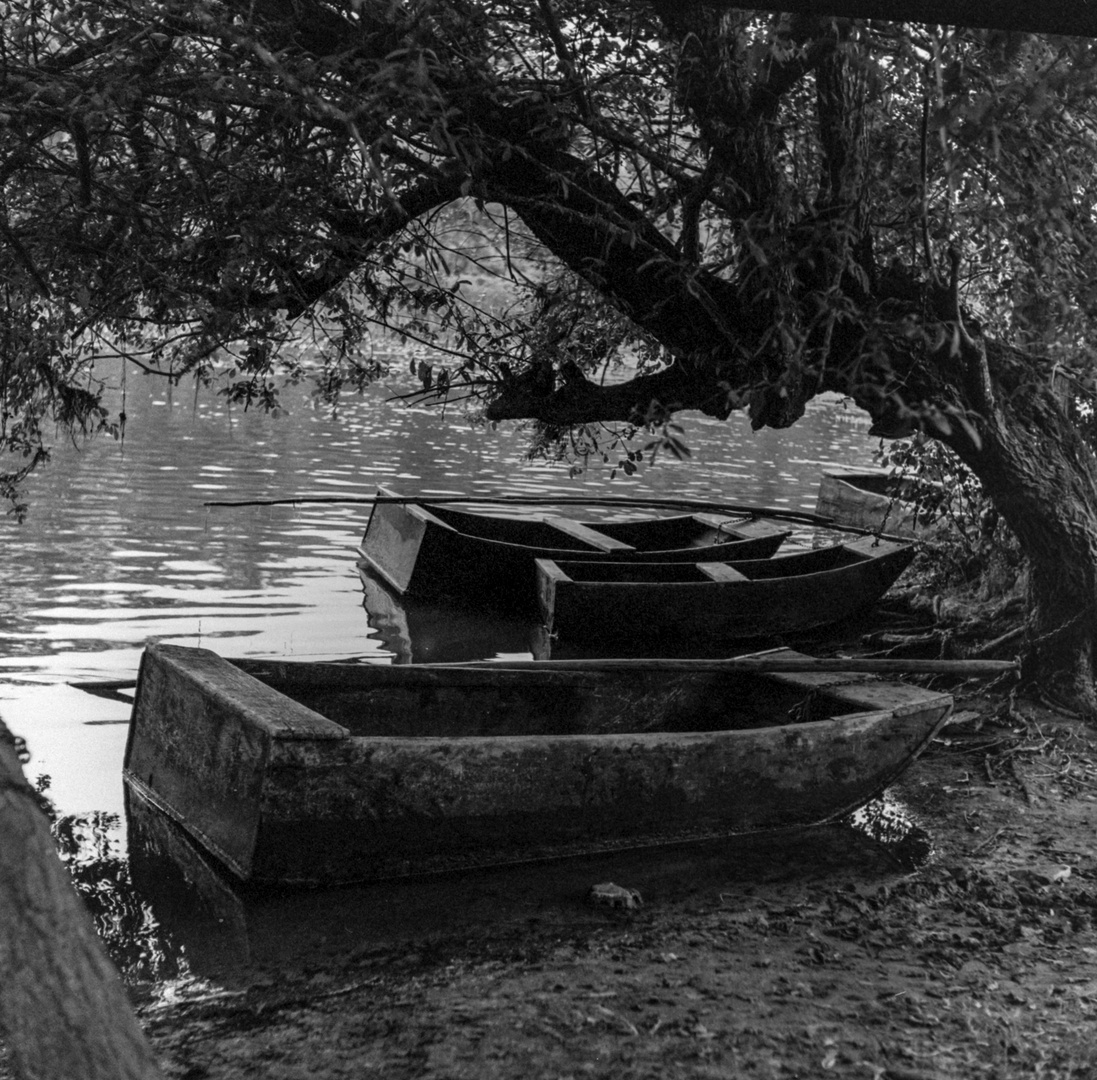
xmin=698 ymin=563 xmax=749 ymax=582
xmin=543 ymin=517 xmax=635 ymax=552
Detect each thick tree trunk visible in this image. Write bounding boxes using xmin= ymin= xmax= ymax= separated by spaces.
xmin=836 ymin=325 xmax=1097 ymax=715
xmin=940 ymin=349 xmax=1097 ymax=714
xmin=0 ymin=724 xmax=163 ymax=1080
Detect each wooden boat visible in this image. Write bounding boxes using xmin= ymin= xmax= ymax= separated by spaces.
xmin=357 ymin=487 xmax=790 ymax=604
xmin=535 ymin=535 xmax=916 ymax=644
xmin=123 ymin=642 xmax=950 ymax=885
xmin=815 ymin=468 xmax=942 ymax=538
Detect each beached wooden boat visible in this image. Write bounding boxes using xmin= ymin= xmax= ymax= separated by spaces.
xmin=535 ymin=535 xmax=916 ymax=644
xmin=815 ymin=468 xmax=941 ymax=538
xmin=357 ymin=487 xmax=790 ymax=604
xmin=123 ymin=642 xmax=950 ymax=885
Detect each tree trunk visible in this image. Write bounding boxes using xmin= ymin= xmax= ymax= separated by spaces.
xmin=841 ymin=328 xmax=1097 ymax=716
xmin=0 ymin=724 xmax=163 ymax=1080
xmin=941 ymin=348 xmax=1097 ymax=714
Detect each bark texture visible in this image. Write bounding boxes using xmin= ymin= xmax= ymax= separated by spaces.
xmin=938 ymin=346 xmax=1097 ymax=713
xmin=0 ymin=724 xmax=163 ymax=1080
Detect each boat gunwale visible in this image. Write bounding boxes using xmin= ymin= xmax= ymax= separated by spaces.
xmin=361 ymin=487 xmax=792 ymax=562
xmin=135 ymin=644 xmax=953 ymax=768
xmin=534 ymin=536 xmax=913 ymax=587
xmin=129 ymin=644 xmax=955 ymax=747
xmin=232 ymin=651 xmax=949 ymax=745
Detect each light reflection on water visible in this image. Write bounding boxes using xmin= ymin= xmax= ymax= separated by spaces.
xmin=0 ymin=361 xmax=891 ymax=987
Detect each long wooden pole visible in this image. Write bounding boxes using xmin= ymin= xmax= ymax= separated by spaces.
xmin=435 ymin=656 xmax=1018 ymax=676
xmin=68 ymin=655 xmax=1017 ymax=695
xmin=203 ymin=492 xmax=842 ymax=528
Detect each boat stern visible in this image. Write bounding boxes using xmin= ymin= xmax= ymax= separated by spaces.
xmin=123 ymin=644 xmax=348 ymax=880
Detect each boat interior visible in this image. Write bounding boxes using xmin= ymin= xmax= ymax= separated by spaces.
xmin=541 ymin=543 xmax=869 ymax=584
xmin=421 ymin=503 xmax=755 ymax=552
xmin=232 ymin=659 xmax=869 ymax=738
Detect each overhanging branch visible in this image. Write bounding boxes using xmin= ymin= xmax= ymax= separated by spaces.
xmin=252 ymin=173 xmax=464 ymax=316
xmin=484 ymin=361 xmax=732 ymax=425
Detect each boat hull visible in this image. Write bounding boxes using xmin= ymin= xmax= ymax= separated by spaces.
xmin=123 ymin=643 xmax=950 ymax=885
xmin=815 ymin=469 xmax=940 ymax=538
xmin=357 ymin=487 xmax=790 ymax=604
xmin=536 ymin=536 xmax=916 ymax=644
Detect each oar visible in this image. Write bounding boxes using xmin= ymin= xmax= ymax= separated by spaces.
xmin=434 ymin=657 xmax=1018 ymax=676
xmin=202 ymin=493 xmax=840 ymax=528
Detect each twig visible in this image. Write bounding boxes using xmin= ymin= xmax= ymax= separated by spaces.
xmin=970 ymin=827 xmax=1007 ymax=854
xmin=971 ymin=625 xmax=1024 ymax=658
xmin=1008 ymin=756 xmax=1034 ymax=804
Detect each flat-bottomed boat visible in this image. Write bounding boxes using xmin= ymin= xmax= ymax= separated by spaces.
xmin=123 ymin=642 xmax=949 ymax=884
xmin=358 ymin=487 xmax=790 ymax=604
xmin=535 ymin=535 xmax=915 ymax=644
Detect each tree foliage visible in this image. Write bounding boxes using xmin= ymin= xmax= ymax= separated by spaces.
xmin=3 ymin=1 xmax=1097 ymax=705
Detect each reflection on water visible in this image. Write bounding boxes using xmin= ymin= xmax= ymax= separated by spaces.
xmin=360 ymin=573 xmax=541 ymax=662
xmin=57 ymin=810 xmax=185 ymax=985
xmin=31 ymin=778 xmax=185 ymax=986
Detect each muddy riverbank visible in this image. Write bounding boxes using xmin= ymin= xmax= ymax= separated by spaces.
xmin=100 ymin=689 xmax=1097 ymax=1080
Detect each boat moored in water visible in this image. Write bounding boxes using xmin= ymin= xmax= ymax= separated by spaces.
xmin=123 ymin=642 xmax=950 ymax=885
xmin=535 ymin=535 xmax=916 ymax=645
xmin=357 ymin=486 xmax=790 ymax=605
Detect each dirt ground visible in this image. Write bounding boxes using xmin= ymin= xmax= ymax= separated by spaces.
xmin=122 ymin=686 xmax=1097 ymax=1080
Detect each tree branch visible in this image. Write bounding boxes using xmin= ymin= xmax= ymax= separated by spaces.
xmin=479 ymin=147 xmax=766 ymax=353
xmin=680 ymin=1 xmax=1097 ymax=39
xmin=251 ymin=173 xmax=465 ymax=316
xmin=484 ymin=360 xmax=729 ymax=424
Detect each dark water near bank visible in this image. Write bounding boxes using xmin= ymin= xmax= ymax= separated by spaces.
xmin=1 ymin=355 xmax=923 ymax=992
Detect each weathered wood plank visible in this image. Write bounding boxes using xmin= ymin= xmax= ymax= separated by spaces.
xmin=698 ymin=563 xmax=749 ymax=582
xmin=543 ymin=517 xmax=635 ymax=551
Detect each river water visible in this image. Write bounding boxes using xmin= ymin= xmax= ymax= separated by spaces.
xmin=0 ymin=351 xmax=885 ymax=986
